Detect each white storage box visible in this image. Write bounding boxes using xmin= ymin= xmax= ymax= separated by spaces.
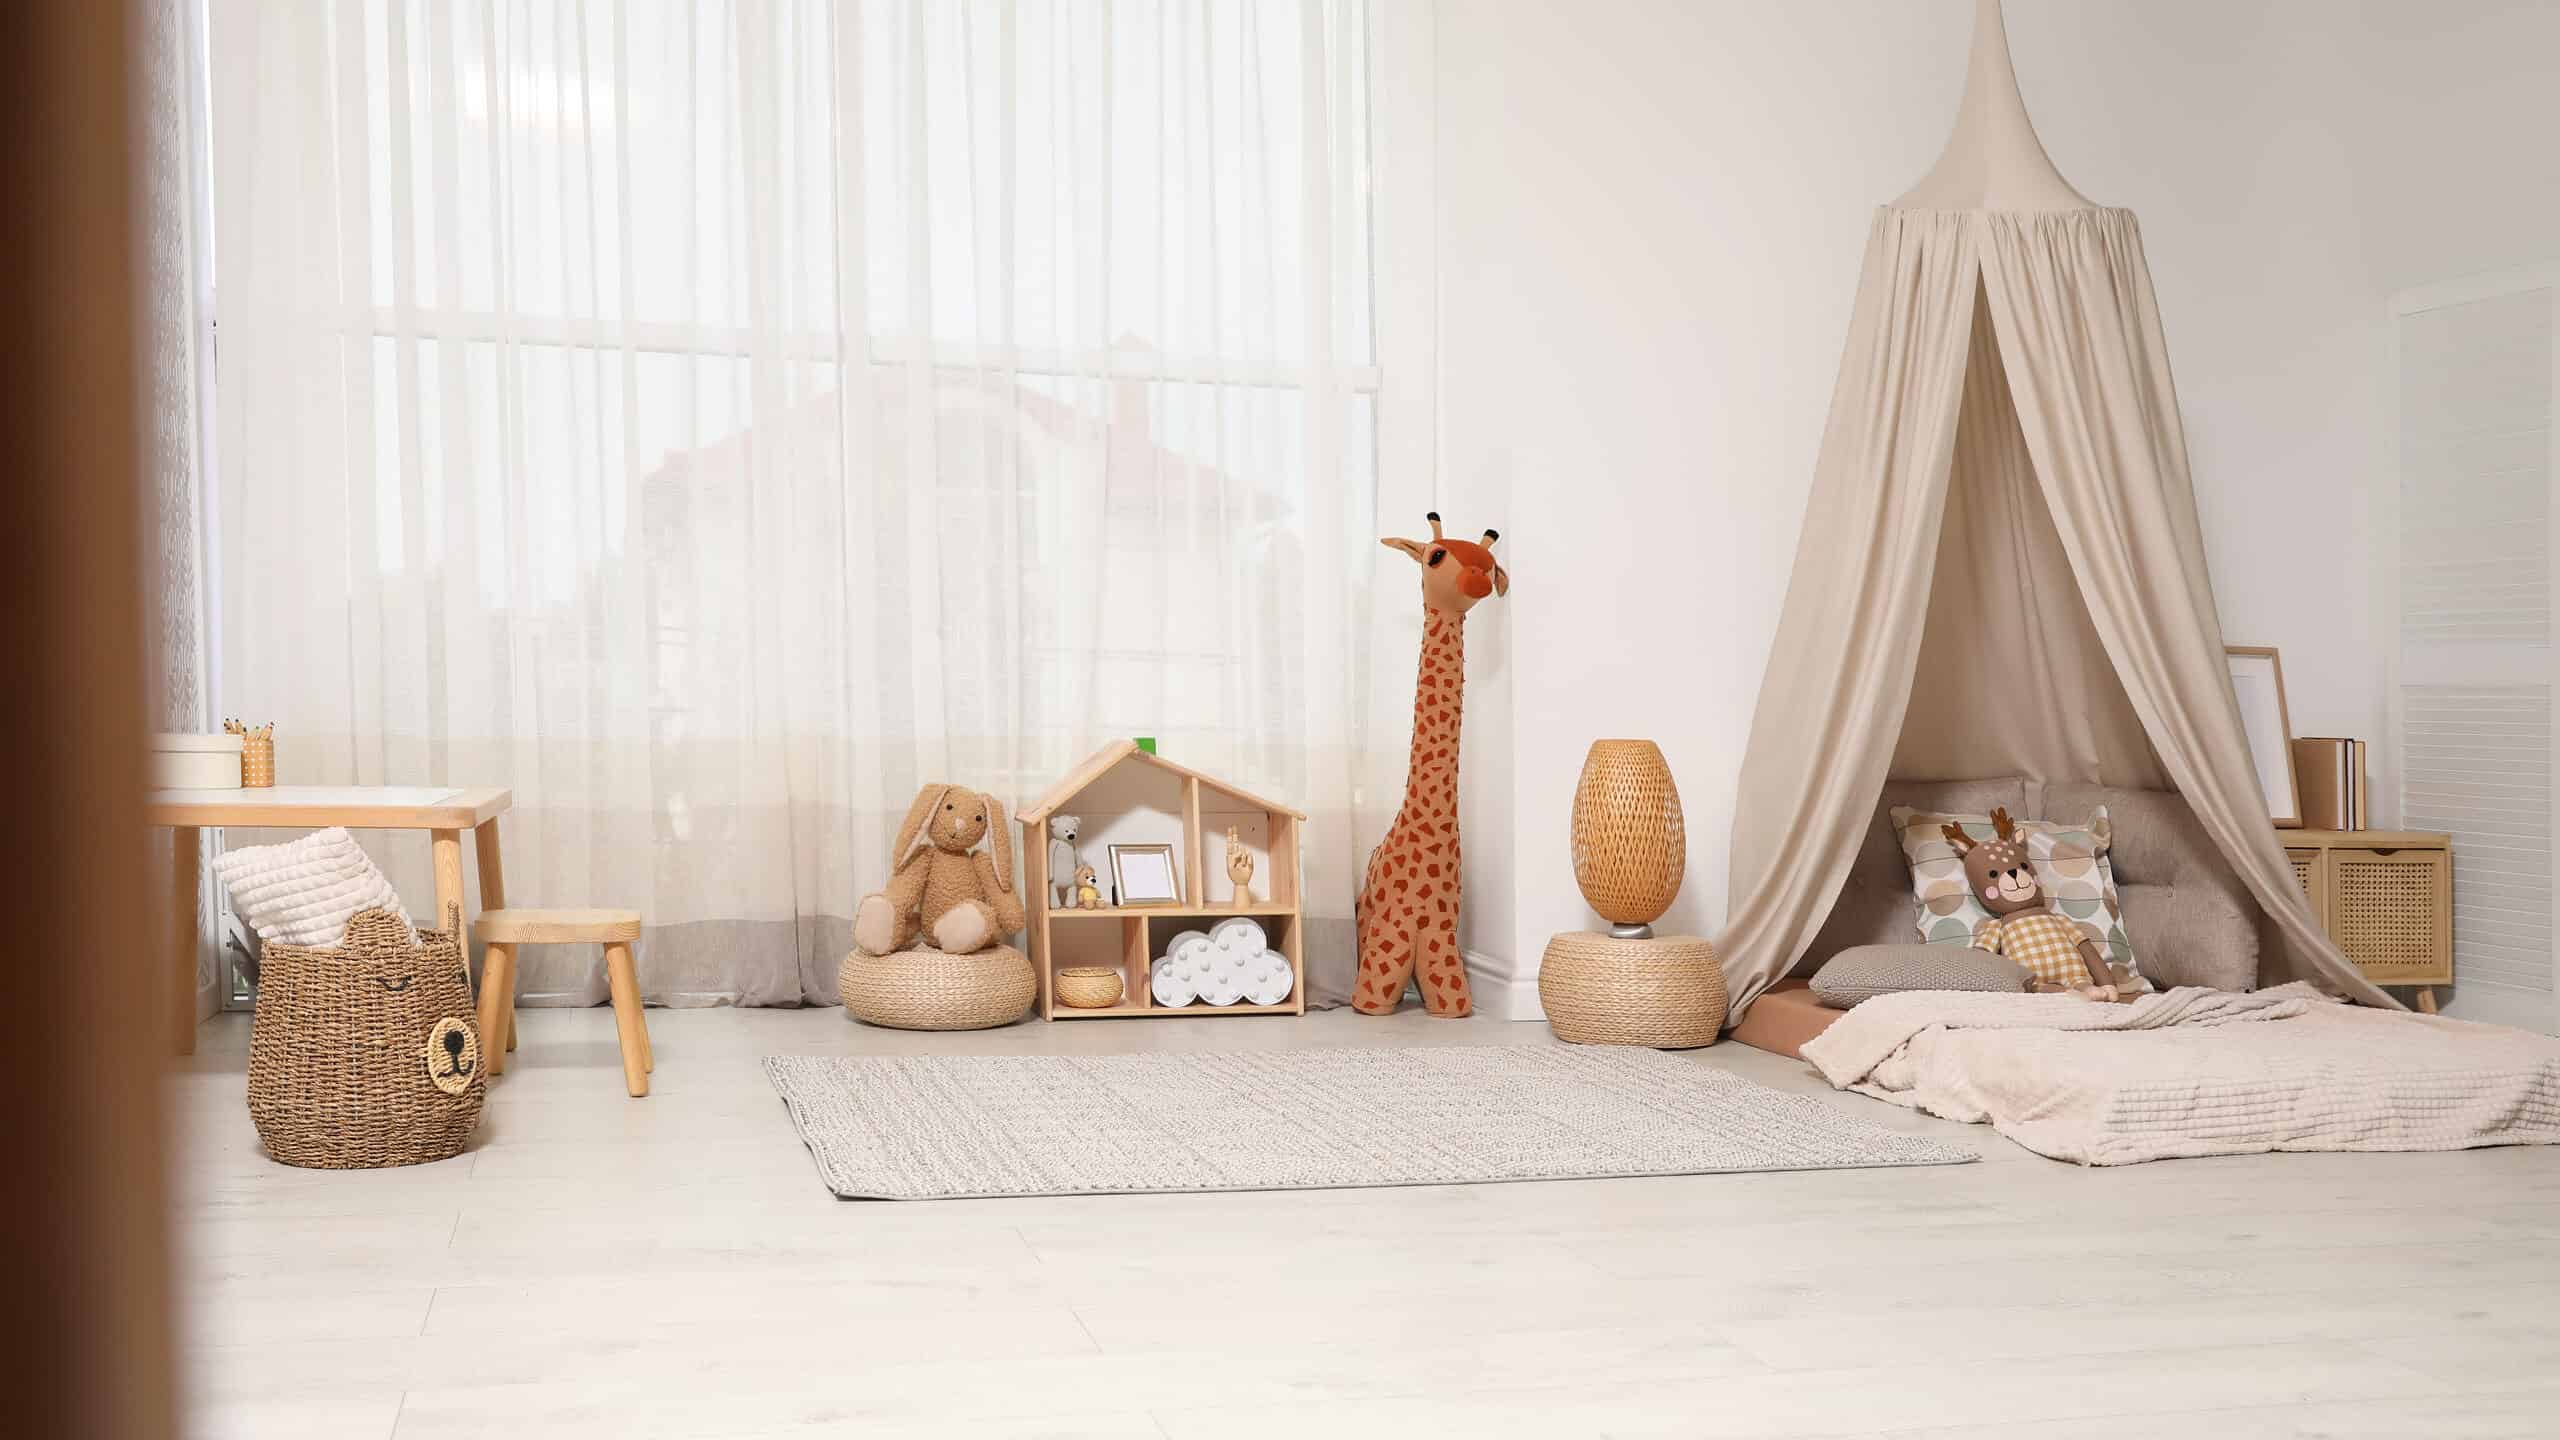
xmin=151 ymin=732 xmax=245 ymax=789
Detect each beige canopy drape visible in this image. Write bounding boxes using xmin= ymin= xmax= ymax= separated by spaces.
xmin=1715 ymin=204 xmax=2394 ymax=1019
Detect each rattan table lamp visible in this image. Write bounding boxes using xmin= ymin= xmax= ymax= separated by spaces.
xmin=1540 ymin=741 xmax=1726 ymax=1047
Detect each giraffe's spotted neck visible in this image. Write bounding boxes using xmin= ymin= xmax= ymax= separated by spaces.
xmin=1399 ymin=608 xmax=1465 ymax=823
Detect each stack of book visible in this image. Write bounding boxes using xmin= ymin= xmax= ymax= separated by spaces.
xmin=2290 ymin=737 xmax=2367 ymax=831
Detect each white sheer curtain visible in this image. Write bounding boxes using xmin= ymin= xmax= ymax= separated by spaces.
xmin=208 ymin=0 xmax=1388 ymax=1006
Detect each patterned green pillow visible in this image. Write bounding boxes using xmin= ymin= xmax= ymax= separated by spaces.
xmin=1887 ymin=805 xmax=2147 ymax=990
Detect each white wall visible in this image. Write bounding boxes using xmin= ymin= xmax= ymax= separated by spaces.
xmin=1397 ymin=0 xmax=2560 ymax=1013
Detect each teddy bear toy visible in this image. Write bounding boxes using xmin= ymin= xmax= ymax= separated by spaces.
xmin=854 ymin=783 xmax=1026 ymax=956
xmin=1046 ymin=814 xmax=1082 ymax=909
xmin=1943 ymin=808 xmax=2121 ymax=1001
xmin=1073 ymin=863 xmax=1102 ymax=910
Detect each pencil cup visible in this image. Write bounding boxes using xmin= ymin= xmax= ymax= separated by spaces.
xmin=241 ymin=733 xmax=275 ymax=787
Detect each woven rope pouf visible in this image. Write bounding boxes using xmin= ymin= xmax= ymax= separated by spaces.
xmin=840 ymin=945 xmax=1036 ymax=1030
xmin=1538 ymin=932 xmax=1726 ymax=1049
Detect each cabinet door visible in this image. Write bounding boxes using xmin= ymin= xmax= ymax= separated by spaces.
xmin=2285 ymin=848 xmax=2329 ymax=932
xmin=2330 ymin=849 xmax=2453 ymax=987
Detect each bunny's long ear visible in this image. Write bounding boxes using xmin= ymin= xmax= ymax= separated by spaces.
xmin=984 ymin=794 xmax=1014 ymax=895
xmin=891 ymin=783 xmax=946 ymax=865
xmin=1940 ymin=820 xmax=1975 ymax=856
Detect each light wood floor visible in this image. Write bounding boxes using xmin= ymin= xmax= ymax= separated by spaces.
xmin=175 ymin=1005 xmax=2560 ymax=1439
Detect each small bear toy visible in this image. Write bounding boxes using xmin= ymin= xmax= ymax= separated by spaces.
xmin=1047 ymin=814 xmax=1082 ymax=909
xmin=1073 ymin=863 xmax=1102 ymax=910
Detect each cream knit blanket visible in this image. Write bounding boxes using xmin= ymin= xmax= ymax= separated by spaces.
xmin=1803 ymin=985 xmax=2560 ymax=1165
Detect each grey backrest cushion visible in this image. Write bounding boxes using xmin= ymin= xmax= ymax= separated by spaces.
xmin=1798 ymin=776 xmax=2032 ymax=974
xmin=1810 ymin=944 xmax=2032 ymax=1009
xmin=2042 ymin=783 xmax=2257 ymax=992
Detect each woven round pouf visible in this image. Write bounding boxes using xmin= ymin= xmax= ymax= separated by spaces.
xmin=839 ymin=944 xmax=1035 ymax=1030
xmin=1537 ymin=932 xmax=1726 ymax=1049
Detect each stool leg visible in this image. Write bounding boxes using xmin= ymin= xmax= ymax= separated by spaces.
xmin=475 ymin=820 xmax=513 ymax=1058
xmin=604 ymin=942 xmax=649 ymax=1097
xmin=500 ymin=945 xmax=521 ymax=1060
xmin=477 ymin=942 xmax=515 ymax=1078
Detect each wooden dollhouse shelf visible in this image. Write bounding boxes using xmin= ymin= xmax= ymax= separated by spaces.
xmin=1047 ymin=1000 xmax=1300 ymax=1021
xmin=1047 ymin=905 xmax=1297 ymax=920
xmin=1019 ymin=741 xmax=1308 ymax=1021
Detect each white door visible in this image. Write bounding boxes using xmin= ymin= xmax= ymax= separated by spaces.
xmin=2385 ymin=265 xmax=2559 ymax=1031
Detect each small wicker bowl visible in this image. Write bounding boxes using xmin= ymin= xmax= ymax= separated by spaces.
xmin=1055 ymin=966 xmax=1125 ymax=1009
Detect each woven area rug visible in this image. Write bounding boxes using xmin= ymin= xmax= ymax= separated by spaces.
xmin=763 ymin=1044 xmax=1974 ymax=1200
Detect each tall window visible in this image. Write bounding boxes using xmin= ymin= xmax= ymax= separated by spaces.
xmin=207 ymin=0 xmax=1386 ymax=1006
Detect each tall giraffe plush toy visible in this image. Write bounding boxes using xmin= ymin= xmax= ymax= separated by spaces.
xmin=1355 ymin=511 xmax=1509 ymax=1016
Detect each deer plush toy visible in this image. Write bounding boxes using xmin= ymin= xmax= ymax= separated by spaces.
xmin=1945 ymin=809 xmax=2118 ymax=1000
xmin=853 ymin=783 xmax=1026 ymax=957
xmin=1354 ymin=511 xmax=1509 ymax=1017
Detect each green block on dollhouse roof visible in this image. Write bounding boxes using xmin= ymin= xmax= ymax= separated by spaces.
xmin=1134 ymin=736 xmax=1156 ymax=754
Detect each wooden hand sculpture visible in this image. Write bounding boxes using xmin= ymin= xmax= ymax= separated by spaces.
xmin=1225 ymin=825 xmax=1256 ymax=902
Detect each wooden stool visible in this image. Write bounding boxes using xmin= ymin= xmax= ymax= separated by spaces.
xmin=472 ymin=908 xmax=652 ymax=1097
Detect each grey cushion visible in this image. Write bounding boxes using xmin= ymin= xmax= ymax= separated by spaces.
xmin=1810 ymin=944 xmax=2032 ymax=1009
xmin=1799 ymin=776 xmax=2032 ymax=973
xmin=2041 ymin=783 xmax=2257 ymax=991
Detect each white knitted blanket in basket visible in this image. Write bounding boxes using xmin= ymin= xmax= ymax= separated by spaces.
xmin=210 ymin=826 xmax=415 ymax=948
xmin=1803 ymin=984 xmax=2560 ymax=1165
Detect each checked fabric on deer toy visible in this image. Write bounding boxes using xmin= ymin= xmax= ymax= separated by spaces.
xmin=1944 ymin=809 xmax=2120 ymax=999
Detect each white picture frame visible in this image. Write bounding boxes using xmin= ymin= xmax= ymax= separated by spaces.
xmin=2225 ymin=645 xmax=2302 ymax=828
xmin=1107 ymin=842 xmax=1182 ymax=907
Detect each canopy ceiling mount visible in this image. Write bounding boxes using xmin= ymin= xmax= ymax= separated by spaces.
xmin=1894 ymin=0 xmax=2093 ymax=213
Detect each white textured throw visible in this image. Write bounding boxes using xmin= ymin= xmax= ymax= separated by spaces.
xmin=210 ymin=826 xmax=415 ymax=947
xmin=765 ymin=1045 xmax=1974 ymax=1199
xmin=1804 ymin=985 xmax=2560 ymax=1165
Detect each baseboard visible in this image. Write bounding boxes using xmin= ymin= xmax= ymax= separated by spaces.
xmin=2439 ymin=980 xmax=2556 ymax=1034
xmin=1465 ymin=947 xmax=1545 ymax=1021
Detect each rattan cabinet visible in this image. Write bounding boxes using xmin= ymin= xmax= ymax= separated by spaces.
xmin=2283 ymin=829 xmax=2453 ymax=1011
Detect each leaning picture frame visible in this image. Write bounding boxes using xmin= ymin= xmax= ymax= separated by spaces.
xmin=2225 ymin=645 xmax=2301 ymax=828
xmin=1107 ymin=842 xmax=1182 ymax=907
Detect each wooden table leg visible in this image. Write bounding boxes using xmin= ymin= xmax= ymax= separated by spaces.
xmin=473 ymin=819 xmax=514 ymax=1053
xmin=2416 ymin=987 xmax=2440 ymax=1015
xmin=603 ymin=942 xmax=649 ymax=1098
xmin=431 ymin=827 xmax=466 ymax=938
xmin=171 ymin=827 xmax=200 ymax=1056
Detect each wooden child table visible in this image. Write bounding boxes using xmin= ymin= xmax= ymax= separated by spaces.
xmin=149 ymin=786 xmax=514 ymax=1053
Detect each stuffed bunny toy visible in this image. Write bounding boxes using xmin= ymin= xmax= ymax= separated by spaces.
xmin=853 ymin=783 xmax=1026 ymax=956
xmin=1046 ymin=815 xmax=1082 ymax=909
